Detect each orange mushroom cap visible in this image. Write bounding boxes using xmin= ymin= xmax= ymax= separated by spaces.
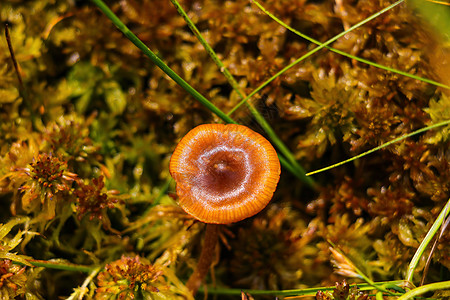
xmin=169 ymin=124 xmax=281 ymax=224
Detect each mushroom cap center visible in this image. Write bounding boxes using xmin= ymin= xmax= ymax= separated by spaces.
xmin=196 ymin=146 xmax=249 ymax=199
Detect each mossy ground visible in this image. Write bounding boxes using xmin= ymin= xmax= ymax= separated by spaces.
xmin=0 ymin=0 xmax=449 ymax=299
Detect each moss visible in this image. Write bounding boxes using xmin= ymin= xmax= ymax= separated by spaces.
xmin=0 ymin=0 xmax=449 ymax=298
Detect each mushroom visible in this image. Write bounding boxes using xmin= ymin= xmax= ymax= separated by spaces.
xmin=169 ymin=124 xmax=281 ymax=294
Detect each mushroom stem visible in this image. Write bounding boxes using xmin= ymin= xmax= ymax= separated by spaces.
xmin=186 ymin=223 xmax=219 ymax=295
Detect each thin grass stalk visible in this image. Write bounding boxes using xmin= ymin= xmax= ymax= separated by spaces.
xmin=90 ymin=0 xmax=314 ymax=184
xmin=200 ymin=280 xmax=405 ymax=297
xmin=168 ymin=0 xmax=242 ymax=95
xmin=251 ymin=0 xmax=450 ymax=91
xmin=169 ymin=0 xmax=315 ymax=187
xmin=397 ymin=280 xmax=450 ymax=300
xmin=405 ymin=198 xmax=450 ymax=283
xmin=306 ymin=119 xmax=450 ymax=176
xmin=90 ymin=0 xmax=234 ymax=125
xmin=251 ymin=107 xmax=315 ymax=187
xmin=5 ymin=24 xmax=41 ymax=130
xmin=420 ymin=214 xmax=450 ymax=286
xmin=228 ymin=0 xmax=406 ymax=116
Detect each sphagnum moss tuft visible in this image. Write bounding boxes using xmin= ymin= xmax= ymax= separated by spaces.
xmin=96 ymin=256 xmax=164 ymax=298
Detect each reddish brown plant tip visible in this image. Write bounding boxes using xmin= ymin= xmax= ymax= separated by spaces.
xmin=169 ymin=124 xmax=281 ymax=224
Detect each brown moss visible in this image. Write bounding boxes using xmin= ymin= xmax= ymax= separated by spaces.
xmin=225 ymin=205 xmax=325 ymax=290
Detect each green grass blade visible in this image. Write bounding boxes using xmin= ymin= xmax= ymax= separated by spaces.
xmin=228 ymin=0 xmax=406 ymax=116
xmin=169 ymin=0 xmax=242 ymax=98
xmin=405 ymin=198 xmax=450 ymax=283
xmin=90 ymin=0 xmax=313 ymax=185
xmin=90 ymin=0 xmax=234 ymax=125
xmin=249 ymin=0 xmax=450 ymax=92
xmin=169 ymin=0 xmax=315 ymax=187
xmin=253 ymin=108 xmax=316 ymax=187
xmin=199 ymin=280 xmax=405 ymax=297
xmin=306 ymin=119 xmax=450 ymax=176
xmin=397 ymin=280 xmax=450 ymax=300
